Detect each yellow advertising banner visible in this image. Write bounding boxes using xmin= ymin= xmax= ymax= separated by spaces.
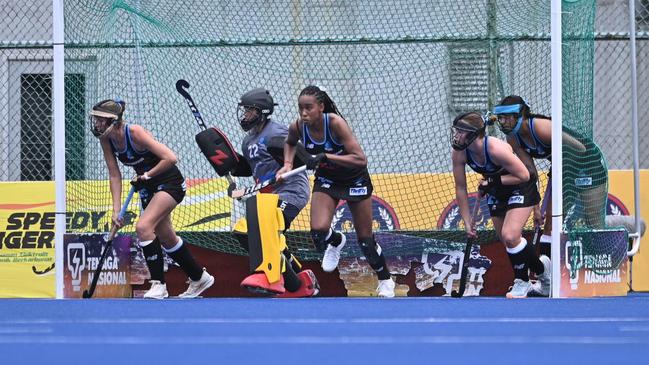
xmin=0 ymin=182 xmax=56 ymax=298
xmin=0 ymin=169 xmax=647 ymax=297
xmin=65 ymin=179 xmax=233 ymax=233
xmin=607 ymin=170 xmax=649 ymax=291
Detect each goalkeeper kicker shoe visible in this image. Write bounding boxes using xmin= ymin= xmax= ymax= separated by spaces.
xmin=321 ymin=232 xmax=346 ymax=272
xmin=276 ymin=270 xmax=320 ymax=298
xmin=241 ymin=272 xmax=286 ymax=295
xmin=506 ymin=278 xmax=532 ymax=298
xmin=143 ymin=280 xmax=169 ymax=299
xmin=377 ymin=278 xmax=396 ymax=298
xmin=178 ymin=269 xmax=214 ymax=298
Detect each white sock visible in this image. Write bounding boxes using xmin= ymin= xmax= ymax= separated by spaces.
xmin=506 ymin=237 xmax=527 ymax=254
xmin=139 ymin=239 xmax=154 ymax=248
xmin=163 ymin=237 xmax=183 ymax=253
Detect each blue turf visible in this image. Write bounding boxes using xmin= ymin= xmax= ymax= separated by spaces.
xmin=1 ymin=294 xmax=648 ymax=364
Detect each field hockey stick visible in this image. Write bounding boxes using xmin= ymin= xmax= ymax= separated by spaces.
xmin=175 ymin=79 xmax=234 ymax=184
xmin=82 ymin=185 xmax=136 ymax=298
xmin=230 ymin=165 xmax=307 ymax=199
xmin=532 ymin=177 xmax=551 ymax=246
xmin=451 ymin=191 xmax=483 ymax=298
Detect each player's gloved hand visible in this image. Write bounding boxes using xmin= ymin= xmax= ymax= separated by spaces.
xmin=478 ymin=175 xmax=501 ymax=196
xmin=227 ymin=182 xmax=237 ymax=197
xmin=306 ymin=153 xmax=327 ymax=170
xmin=130 ymin=173 xmax=150 ymax=191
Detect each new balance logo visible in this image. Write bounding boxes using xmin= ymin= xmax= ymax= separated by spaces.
xmin=513 ymin=263 xmax=525 ymax=270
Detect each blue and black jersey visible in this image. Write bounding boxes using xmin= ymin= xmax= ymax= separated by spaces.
xmin=109 ymin=124 xmax=183 ymax=187
xmin=465 ymin=137 xmax=504 ymax=176
xmin=300 ymin=113 xmax=368 ymax=185
xmin=513 ymin=118 xmax=551 ymax=160
xmin=465 ymin=136 xmax=538 ymax=203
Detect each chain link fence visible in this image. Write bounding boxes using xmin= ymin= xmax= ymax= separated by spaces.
xmin=0 ymin=0 xmax=645 ymax=181
xmin=594 ymin=0 xmax=648 ymax=169
xmin=0 ymin=0 xmax=53 ymax=180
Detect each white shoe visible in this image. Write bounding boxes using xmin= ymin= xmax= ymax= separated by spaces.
xmin=321 ymin=232 xmax=346 ymax=272
xmin=143 ymin=280 xmax=169 ymax=299
xmin=537 ymin=255 xmax=552 ymax=296
xmin=377 ymin=278 xmax=396 ymax=298
xmin=506 ymin=278 xmax=532 ymax=299
xmin=178 ymin=269 xmax=214 ymax=298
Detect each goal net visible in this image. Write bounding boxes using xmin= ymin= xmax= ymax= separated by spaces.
xmin=58 ymin=0 xmax=600 ymax=260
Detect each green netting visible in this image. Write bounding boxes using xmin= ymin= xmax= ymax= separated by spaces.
xmin=561 ymin=0 xmax=607 ymax=230
xmin=62 ymin=0 xmax=600 ymax=257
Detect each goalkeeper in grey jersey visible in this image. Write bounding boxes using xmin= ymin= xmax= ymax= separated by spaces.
xmin=230 ymin=88 xmax=319 ymax=297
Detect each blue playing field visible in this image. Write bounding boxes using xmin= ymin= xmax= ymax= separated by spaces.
xmin=1 ymin=294 xmax=648 ymax=364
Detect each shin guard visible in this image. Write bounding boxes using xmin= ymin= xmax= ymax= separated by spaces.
xmin=358 ymin=236 xmax=391 ymax=280
xmin=163 ymin=238 xmax=203 ymax=281
xmin=140 ymin=238 xmax=165 ymax=283
xmin=506 ymin=238 xmax=532 ymax=281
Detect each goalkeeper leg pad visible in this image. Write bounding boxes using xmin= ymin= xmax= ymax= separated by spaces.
xmin=241 ymin=194 xmax=287 ymax=287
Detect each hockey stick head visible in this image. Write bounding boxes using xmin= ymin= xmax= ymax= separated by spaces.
xmin=82 ymin=186 xmax=135 ymax=299
xmin=175 ymin=79 xmax=191 ymax=99
xmin=81 ymin=235 xmax=116 ymax=298
xmin=176 ymin=79 xmax=208 ymax=130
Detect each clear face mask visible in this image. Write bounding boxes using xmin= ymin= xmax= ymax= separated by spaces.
xmin=451 ymin=126 xmax=477 ymax=151
xmin=496 ymin=114 xmax=523 ymax=135
xmin=237 ymin=105 xmax=262 ymax=131
xmin=90 ymin=116 xmax=115 ymax=138
xmin=493 ymin=104 xmax=524 ymax=135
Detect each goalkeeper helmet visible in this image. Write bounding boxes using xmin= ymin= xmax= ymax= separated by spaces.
xmin=89 ymin=99 xmax=125 ymax=138
xmin=451 ymin=112 xmax=486 ymax=151
xmin=493 ymin=95 xmax=529 ymax=135
xmin=237 ymin=88 xmax=276 ymax=132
